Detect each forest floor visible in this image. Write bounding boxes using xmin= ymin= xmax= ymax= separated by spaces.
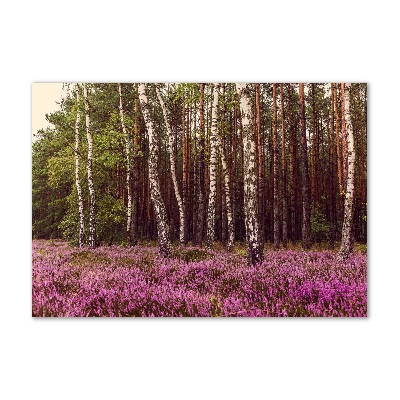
xmin=32 ymin=240 xmax=367 ymax=317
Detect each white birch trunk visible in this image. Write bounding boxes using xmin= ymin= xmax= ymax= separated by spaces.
xmin=338 ymin=83 xmax=355 ymax=259
xmin=138 ymin=84 xmax=172 ymax=257
xmin=217 ymin=86 xmax=234 ymax=251
xmin=83 ymin=84 xmax=96 ymax=249
xmin=74 ymin=84 xmax=85 ymax=248
xmin=205 ymin=84 xmax=219 ymax=250
xmin=220 ymin=146 xmax=234 ymax=251
xmin=156 ymin=86 xmax=185 ymax=245
xmin=118 ymin=83 xmax=134 ymax=245
xmin=236 ymin=83 xmax=263 ymax=264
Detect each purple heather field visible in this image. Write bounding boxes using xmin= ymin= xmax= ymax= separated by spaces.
xmin=32 ymin=240 xmax=367 ymax=317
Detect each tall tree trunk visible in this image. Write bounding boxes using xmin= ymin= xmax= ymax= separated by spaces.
xmin=273 ymin=84 xmax=280 ymax=249
xmin=255 ymin=83 xmax=265 ymax=247
xmin=156 ymin=86 xmax=185 ymax=245
xmin=232 ymin=102 xmax=238 ymax=240
xmin=132 ymin=85 xmax=140 ymax=244
xmin=191 ymin=102 xmax=198 ymax=244
xmin=311 ymin=84 xmax=317 ymax=207
xmin=83 ymin=84 xmax=96 ymax=248
xmin=74 ymin=84 xmax=85 ymax=248
xmin=182 ymin=94 xmax=189 ymax=244
xmin=280 ymin=84 xmax=288 ymax=248
xmin=205 ymin=84 xmax=219 ymax=250
xmin=329 ymin=84 xmax=336 ymax=248
xmin=118 ymin=83 xmax=134 ymax=245
xmin=299 ymin=83 xmax=311 ymax=250
xmin=196 ymin=83 xmax=206 ymax=246
xmin=341 ymin=84 xmax=349 ymax=189
xmin=339 ymin=83 xmax=355 ymax=260
xmin=138 ymin=84 xmax=172 ymax=257
xmin=219 ymin=84 xmax=234 ymax=251
xmin=236 ymin=83 xmax=263 ymax=264
xmin=332 ymin=84 xmax=343 ymax=193
xmin=288 ymin=84 xmax=297 ymax=242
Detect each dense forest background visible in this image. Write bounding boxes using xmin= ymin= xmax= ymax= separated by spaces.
xmin=32 ymin=83 xmax=366 ymax=252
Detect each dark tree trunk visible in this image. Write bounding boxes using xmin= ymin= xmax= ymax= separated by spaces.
xmin=299 ymin=83 xmax=311 ymax=250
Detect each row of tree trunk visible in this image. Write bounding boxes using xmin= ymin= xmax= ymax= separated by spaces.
xmin=73 ymin=83 xmax=358 ymax=263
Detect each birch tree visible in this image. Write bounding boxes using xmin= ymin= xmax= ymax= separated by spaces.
xmin=156 ymin=85 xmax=185 ymax=245
xmin=338 ymin=83 xmax=355 ymax=259
xmin=83 ymin=84 xmax=96 ymax=248
xmin=138 ymin=83 xmax=172 ymax=257
xmin=118 ymin=83 xmax=134 ymax=245
xmin=74 ymin=84 xmax=85 ymax=248
xmin=218 ymin=84 xmax=234 ymax=251
xmin=205 ymin=84 xmax=219 ymax=250
xmin=236 ymin=83 xmax=263 ymax=264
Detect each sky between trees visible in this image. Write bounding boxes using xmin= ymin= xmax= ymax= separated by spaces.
xmin=32 ymin=83 xmax=64 ymax=142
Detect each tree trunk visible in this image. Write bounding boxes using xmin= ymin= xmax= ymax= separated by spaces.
xmin=182 ymin=94 xmax=189 ymax=244
xmin=280 ymin=84 xmax=288 ymax=248
xmin=218 ymin=84 xmax=234 ymax=251
xmin=118 ymin=83 xmax=134 ymax=245
xmin=299 ymin=83 xmax=311 ymax=250
xmin=332 ymin=84 xmax=343 ymax=193
xmin=288 ymin=84 xmax=297 ymax=242
xmin=329 ymin=84 xmax=336 ymax=248
xmin=341 ymin=84 xmax=349 ymax=189
xmin=132 ymin=85 xmax=140 ymax=244
xmin=138 ymin=84 xmax=172 ymax=257
xmin=83 ymin=84 xmax=96 ymax=248
xmin=338 ymin=83 xmax=355 ymax=260
xmin=255 ymin=83 xmax=265 ymax=247
xmin=156 ymin=86 xmax=185 ymax=245
xmin=236 ymin=83 xmax=263 ymax=264
xmin=196 ymin=83 xmax=206 ymax=247
xmin=205 ymin=84 xmax=219 ymax=250
xmin=272 ymin=84 xmax=280 ymax=249
xmin=74 ymin=85 xmax=85 ymax=248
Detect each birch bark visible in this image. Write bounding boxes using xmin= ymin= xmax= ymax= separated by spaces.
xmin=74 ymin=84 xmax=85 ymax=248
xmin=236 ymin=83 xmax=263 ymax=264
xmin=138 ymin=84 xmax=172 ymax=257
xmin=338 ymin=83 xmax=355 ymax=259
xmin=218 ymin=85 xmax=234 ymax=251
xmin=83 ymin=84 xmax=96 ymax=248
xmin=118 ymin=83 xmax=134 ymax=245
xmin=156 ymin=86 xmax=185 ymax=245
xmin=205 ymin=84 xmax=219 ymax=250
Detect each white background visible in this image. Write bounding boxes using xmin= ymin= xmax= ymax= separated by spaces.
xmin=1 ymin=1 xmax=399 ymax=399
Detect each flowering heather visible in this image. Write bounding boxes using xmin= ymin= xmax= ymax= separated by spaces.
xmin=32 ymin=240 xmax=367 ymax=317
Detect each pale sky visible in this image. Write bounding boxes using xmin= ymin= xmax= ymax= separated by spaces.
xmin=32 ymin=83 xmax=66 ymax=142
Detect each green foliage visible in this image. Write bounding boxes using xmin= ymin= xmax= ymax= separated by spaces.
xmin=32 ymin=128 xmax=71 ymax=239
xmin=96 ymin=195 xmax=126 ymax=245
xmin=311 ymin=208 xmax=330 ymax=243
xmin=235 ymin=248 xmax=248 ymax=257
